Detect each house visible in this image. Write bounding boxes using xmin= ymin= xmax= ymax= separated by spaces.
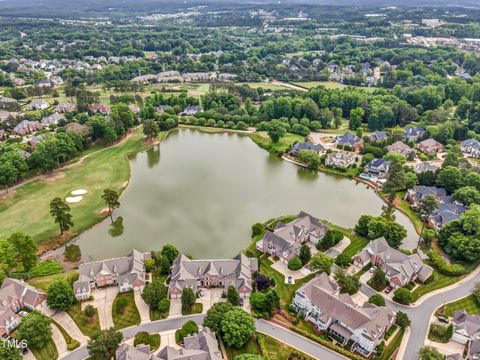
xmin=64 ymin=122 xmax=91 ymax=137
xmin=427 ymin=197 xmax=466 ymax=230
xmin=0 ymin=110 xmax=11 ymax=123
xmin=116 ymin=343 xmax=150 ymax=360
xmin=41 ymin=113 xmax=64 ymax=126
xmin=12 ymin=119 xmax=43 ymax=135
xmin=89 ymin=103 xmax=111 ymax=115
xmin=405 ymin=186 xmax=447 ymax=207
xmin=27 ymin=99 xmax=49 ymax=111
xmin=55 ymin=102 xmax=76 ymax=113
xmin=364 ymin=159 xmax=391 ymax=178
xmin=293 ymin=273 xmax=395 ymax=357
xmin=129 ymin=104 xmax=140 ymax=114
xmin=156 ymin=328 xmax=222 ymax=360
xmin=73 ymin=249 xmax=149 ymax=300
xmin=180 ymin=106 xmax=202 ymax=116
xmin=417 ymin=138 xmax=444 ymax=155
xmin=257 ymin=211 xmax=330 ymax=264
xmin=0 ymin=96 xmax=20 ymax=111
xmin=290 ymin=141 xmax=324 ymax=157
xmin=385 ymin=141 xmax=413 ymax=158
xmin=469 ymin=339 xmax=480 ymax=360
xmin=414 ymin=162 xmax=440 ymax=174
xmin=168 ymin=253 xmax=257 ymax=299
xmin=446 ymin=354 xmax=463 ymax=360
xmin=369 ymin=130 xmax=388 ymax=143
xmin=461 ymin=138 xmax=480 ymax=158
xmin=404 ymin=126 xmax=426 ymax=142
xmin=353 ymin=238 xmax=433 ymax=288
xmin=452 ymin=311 xmax=480 ymax=345
xmin=0 ymin=278 xmax=47 ymax=337
xmin=325 ymin=151 xmax=356 ymax=169
xmin=155 ymin=105 xmax=170 ymax=114
xmin=335 ymin=132 xmax=363 ymax=150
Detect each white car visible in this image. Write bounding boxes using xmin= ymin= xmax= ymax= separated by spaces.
xmin=369 ymin=266 xmax=377 ymax=273
xmin=18 ymin=311 xmax=29 ymax=317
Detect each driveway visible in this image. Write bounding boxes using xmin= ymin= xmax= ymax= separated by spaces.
xmin=198 ymin=289 xmax=224 ymax=313
xmin=82 ymin=287 xmax=118 ymax=329
xmin=134 ymin=291 xmax=150 ymax=323
xmin=271 ymin=260 xmax=312 ymax=280
xmin=168 ymin=299 xmax=182 ymax=318
xmin=325 ymin=236 xmax=350 ymax=258
xmin=51 ymin=323 xmax=68 ymax=357
xmin=52 ymin=311 xmax=89 ymax=346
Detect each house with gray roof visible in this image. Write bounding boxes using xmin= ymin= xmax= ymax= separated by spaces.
xmin=157 ymin=328 xmax=222 ymax=360
xmin=27 ymin=99 xmax=49 ymax=111
xmin=469 ymin=339 xmax=480 ymax=360
xmin=0 ymin=278 xmax=46 ymax=337
xmin=385 ymin=141 xmax=414 ymax=158
xmin=404 ymin=126 xmax=426 ymax=142
xmin=417 ymin=138 xmax=444 ymax=155
xmin=73 ymin=249 xmax=149 ymax=301
xmin=428 ymin=198 xmax=466 ymax=230
xmin=369 ymin=130 xmax=388 ymax=143
xmin=169 ymin=253 xmax=257 ymax=299
xmin=293 ymin=273 xmax=395 ymax=357
xmin=334 ymin=132 xmax=363 ymax=150
xmin=405 ymin=186 xmax=447 ymax=207
xmin=353 ymin=238 xmax=433 ymax=288
xmin=461 ymin=138 xmax=480 ymax=158
xmin=0 ymin=96 xmax=20 ymax=111
xmin=12 ymin=119 xmax=44 ymax=136
xmin=257 ymin=211 xmax=330 ymax=264
xmin=452 ymin=311 xmax=480 ymax=345
xmin=116 ymin=343 xmax=150 ymax=360
xmin=414 ymin=162 xmax=440 ymax=174
xmin=41 ymin=112 xmax=64 ymax=126
xmin=289 ymin=141 xmax=324 ymax=157
xmin=180 ymin=106 xmax=202 ymax=116
xmin=325 ymin=151 xmax=356 ymax=169
xmin=364 ymin=159 xmax=391 ymax=178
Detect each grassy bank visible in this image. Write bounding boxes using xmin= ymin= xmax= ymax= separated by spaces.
xmin=0 ymin=128 xmax=169 ymax=249
xmin=249 ymin=132 xmax=304 ymax=155
xmin=66 ymin=303 xmax=101 ymax=338
xmin=113 ymin=292 xmax=141 ymax=329
xmin=442 ymin=294 xmax=480 ymax=317
xmin=31 ymin=337 xmax=58 ymax=360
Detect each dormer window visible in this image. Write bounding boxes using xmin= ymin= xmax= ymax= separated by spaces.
xmin=89 ymin=269 xmax=94 ymax=277
xmin=113 ymin=265 xmax=118 ymax=273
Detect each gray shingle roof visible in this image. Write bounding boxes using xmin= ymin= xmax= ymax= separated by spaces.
xmin=156 ymin=328 xmax=221 ymax=360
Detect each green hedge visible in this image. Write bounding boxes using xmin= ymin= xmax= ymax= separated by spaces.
xmin=30 ymin=260 xmax=63 ymax=277
xmin=257 ymin=334 xmax=271 ymax=360
xmin=428 ymin=250 xmax=465 ymax=276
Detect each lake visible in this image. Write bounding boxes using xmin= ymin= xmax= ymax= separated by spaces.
xmin=73 ymin=128 xmax=418 ymax=260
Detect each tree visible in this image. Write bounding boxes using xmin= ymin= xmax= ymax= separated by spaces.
xmin=84 ymin=305 xmax=96 ymax=321
xmin=417 ymin=194 xmax=439 ymax=248
xmin=368 ymin=268 xmax=387 ymax=291
xmin=47 ymin=280 xmax=77 ymax=311
xmin=161 ymin=244 xmax=179 ymax=264
xmin=309 ymin=253 xmax=334 ymax=274
xmin=298 ymin=150 xmax=321 ymax=169
xmin=266 ymin=120 xmax=286 ymax=143
xmin=204 ymin=302 xmax=234 ymax=333
xmin=49 ymin=197 xmax=73 ymax=235
xmin=181 ymin=288 xmax=196 ymax=313
xmin=334 ymin=268 xmax=360 ymax=295
xmin=227 ymin=285 xmax=240 ymax=306
xmin=454 ymin=186 xmax=480 ymax=206
xmin=0 ymin=339 xmax=22 ymax=360
xmin=102 ymin=189 xmax=120 ymax=221
xmin=436 ymin=166 xmax=462 ymax=194
xmin=418 ymin=346 xmax=444 ymax=360
xmin=335 ymin=254 xmax=352 ymax=267
xmin=349 ymin=107 xmax=364 ymax=130
xmin=299 ymin=244 xmax=311 ymax=265
xmin=87 ymin=328 xmax=123 ymax=360
xmin=368 ymin=294 xmax=385 ymax=306
xmin=221 ymin=309 xmax=255 ymax=349
xmin=355 ymin=215 xmax=374 ymax=237
xmin=288 ymin=256 xmax=302 ymax=270
xmin=395 ymin=311 xmax=411 ymax=328
xmin=143 ymin=120 xmax=159 ymax=142
xmin=18 ymin=312 xmax=52 ymax=349
xmin=251 ymin=223 xmax=264 ymax=237
xmin=8 ymin=232 xmax=37 ymax=272
xmin=115 ymin=296 xmax=129 ymax=314
xmin=175 ymin=320 xmax=199 ymax=343
xmin=141 ymin=280 xmax=168 ymax=309
xmin=255 ymin=274 xmax=271 ymax=291
xmin=317 ymin=230 xmax=343 ymax=251
xmin=393 ymin=288 xmax=413 ymax=305
xmin=382 ymin=161 xmax=407 ymax=220
xmin=234 ymin=355 xmax=263 ymax=360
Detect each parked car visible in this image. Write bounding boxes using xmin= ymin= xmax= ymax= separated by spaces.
xmin=239 ymin=298 xmax=244 ymax=306
xmin=287 ymin=276 xmax=293 ymax=284
xmin=197 ymin=289 xmax=204 ymax=297
xmin=18 ymin=311 xmax=29 ymax=317
xmin=369 ymin=266 xmax=377 ymax=273
xmin=384 ymin=285 xmax=393 ymax=294
xmin=438 ymin=316 xmax=449 ymax=324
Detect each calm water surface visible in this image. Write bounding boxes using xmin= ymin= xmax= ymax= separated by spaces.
xmin=74 ymin=129 xmax=418 ymax=260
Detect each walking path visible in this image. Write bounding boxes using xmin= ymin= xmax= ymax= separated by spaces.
xmin=51 ymin=323 xmax=68 ymax=357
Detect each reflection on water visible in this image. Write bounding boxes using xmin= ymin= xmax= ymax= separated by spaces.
xmin=108 ymin=216 xmax=124 ymax=237
xmin=74 ymin=128 xmax=419 ymax=260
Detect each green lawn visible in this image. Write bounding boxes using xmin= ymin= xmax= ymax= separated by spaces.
xmin=443 ymin=294 xmax=480 ymax=317
xmin=0 ymin=128 xmax=169 ymax=247
xmin=113 ymin=292 xmax=141 ymax=329
xmin=28 ymin=271 xmax=78 ymax=291
xmin=249 ymin=132 xmax=304 ymax=155
xmin=258 ymin=333 xmax=314 ymax=360
xmin=394 ymin=194 xmax=423 ymax=234
xmin=52 ymin=320 xmax=80 ymax=351
xmin=181 ymin=303 xmax=203 ymax=316
xmin=291 ymin=81 xmax=378 ymax=92
xmin=379 ymin=328 xmax=404 ymax=360
xmin=224 ymin=337 xmax=261 ymax=359
xmin=31 ymin=337 xmax=58 ymax=360
xmin=326 ymin=222 xmax=369 ymax=259
xmin=66 ymin=303 xmax=101 ymax=338
xmin=240 ymin=82 xmax=291 ymax=91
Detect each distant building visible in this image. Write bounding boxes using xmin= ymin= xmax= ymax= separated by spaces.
xmin=385 ymin=141 xmax=413 ymax=158
xmin=289 ymin=141 xmax=324 ymax=157
xmin=180 ymin=106 xmax=202 ymax=116
xmin=257 ymin=211 xmax=330 ymax=264
xmin=325 ymin=151 xmax=356 ymax=169
xmin=334 ymin=132 xmax=363 ymax=150
xmin=414 ymin=162 xmax=440 ymax=174
xmin=89 ymin=103 xmax=111 ymax=115
xmin=416 ymin=138 xmax=443 ymax=155
xmin=364 ymin=159 xmax=391 ymax=178
xmin=169 ymin=253 xmax=257 ymax=299
xmin=12 ymin=119 xmax=43 ymax=135
xmin=404 ymin=126 xmax=426 ymax=142
xmin=41 ymin=113 xmax=64 ymax=126
xmin=55 ymin=102 xmax=76 ymax=114
xmin=157 ymin=328 xmax=222 ymax=360
xmin=452 ymin=311 xmax=480 ymax=345
xmin=405 ymin=186 xmax=447 ymax=207
xmin=369 ymin=130 xmax=388 ymax=143
xmin=27 ymin=99 xmax=49 ymax=111
xmin=461 ymin=138 xmax=480 ymax=158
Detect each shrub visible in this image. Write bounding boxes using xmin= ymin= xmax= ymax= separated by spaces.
xmin=30 ymin=260 xmax=63 ymax=277
xmin=175 ymin=320 xmax=199 ymax=343
xmin=181 ymin=288 xmax=196 ymax=312
xmin=317 ymin=230 xmax=343 ymax=251
xmin=428 ymin=250 xmax=465 ymax=276
xmin=335 ymin=254 xmax=352 ymax=267
xmin=255 ymin=274 xmax=271 ymax=291
xmin=64 ymin=244 xmax=81 ymax=262
xmin=368 ymin=294 xmax=385 ymax=307
xmin=144 ymin=259 xmax=155 ymax=273
xmin=428 ymin=324 xmax=453 ymax=343
xmin=288 ymin=256 xmax=302 ymax=271
xmin=393 ymin=288 xmax=413 ymax=305
xmin=84 ymin=305 xmax=96 ymax=321
xmin=251 ymin=223 xmax=264 ymax=237
xmin=115 ymin=296 xmax=129 ymax=314
xmin=158 ymin=298 xmax=170 ymax=314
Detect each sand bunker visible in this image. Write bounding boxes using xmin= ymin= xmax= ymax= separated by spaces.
xmin=65 ymin=196 xmax=83 ymax=203
xmin=71 ymin=189 xmax=88 ymax=195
